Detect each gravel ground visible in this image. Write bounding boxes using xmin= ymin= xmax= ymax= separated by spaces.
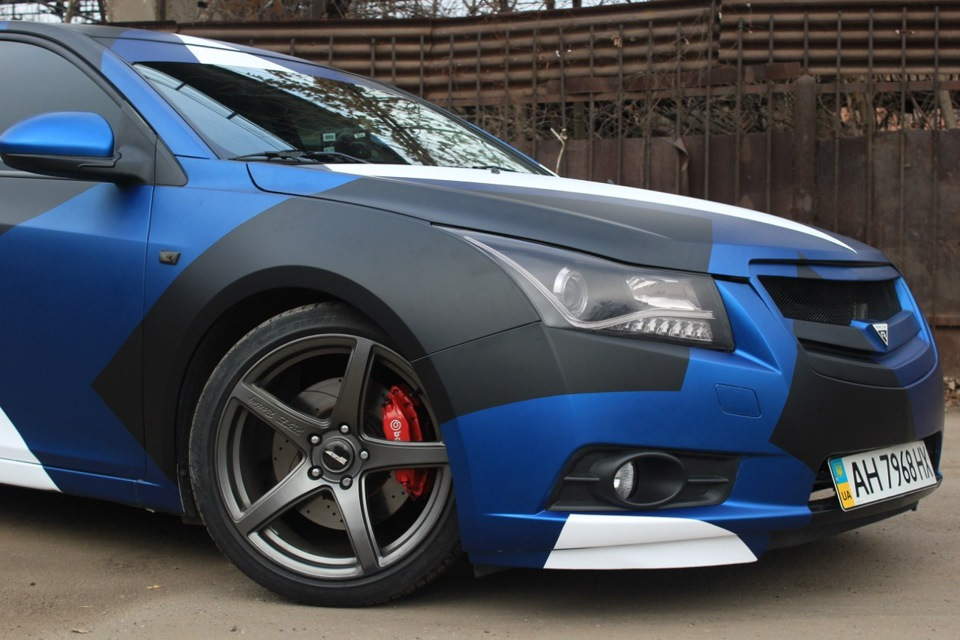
xmin=1 ymin=411 xmax=956 ymax=640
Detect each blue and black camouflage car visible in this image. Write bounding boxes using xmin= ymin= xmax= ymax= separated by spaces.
xmin=0 ymin=22 xmax=943 ymax=606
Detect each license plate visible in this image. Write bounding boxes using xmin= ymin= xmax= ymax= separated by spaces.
xmin=829 ymin=441 xmax=937 ymax=511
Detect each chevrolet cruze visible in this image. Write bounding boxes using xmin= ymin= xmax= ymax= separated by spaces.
xmin=0 ymin=22 xmax=943 ymax=606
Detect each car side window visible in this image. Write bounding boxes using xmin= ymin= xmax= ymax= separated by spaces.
xmin=0 ymin=41 xmax=122 ymax=169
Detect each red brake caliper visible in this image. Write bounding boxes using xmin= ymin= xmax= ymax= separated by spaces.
xmin=381 ymin=385 xmax=429 ymax=499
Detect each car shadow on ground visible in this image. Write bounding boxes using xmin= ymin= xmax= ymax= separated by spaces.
xmin=0 ymin=484 xmax=214 ymax=562
xmin=0 ymin=483 xmax=917 ymax=616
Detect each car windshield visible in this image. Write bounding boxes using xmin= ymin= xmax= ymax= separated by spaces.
xmin=135 ymin=61 xmax=540 ymax=172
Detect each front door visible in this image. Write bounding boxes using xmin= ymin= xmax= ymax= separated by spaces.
xmin=0 ymin=37 xmax=151 ymax=500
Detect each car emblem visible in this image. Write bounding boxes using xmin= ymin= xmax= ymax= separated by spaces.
xmin=319 ymin=439 xmax=354 ymax=473
xmin=873 ymin=322 xmax=889 ymax=346
xmin=325 ymin=449 xmax=348 ymax=466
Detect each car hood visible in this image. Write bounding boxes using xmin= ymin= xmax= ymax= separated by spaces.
xmin=247 ymin=163 xmax=885 ymax=277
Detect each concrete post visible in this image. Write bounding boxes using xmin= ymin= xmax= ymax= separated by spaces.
xmin=792 ymin=74 xmax=817 ymax=225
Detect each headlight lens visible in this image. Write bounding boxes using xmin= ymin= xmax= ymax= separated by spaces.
xmin=457 ymin=231 xmax=734 ymax=350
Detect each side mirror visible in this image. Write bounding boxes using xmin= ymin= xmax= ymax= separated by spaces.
xmin=0 ymin=112 xmax=147 ymax=183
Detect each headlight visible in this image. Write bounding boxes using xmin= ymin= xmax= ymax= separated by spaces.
xmin=455 ymin=231 xmax=734 ymax=350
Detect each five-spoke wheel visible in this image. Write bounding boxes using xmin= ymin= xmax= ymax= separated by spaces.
xmin=190 ymin=304 xmax=460 ymax=606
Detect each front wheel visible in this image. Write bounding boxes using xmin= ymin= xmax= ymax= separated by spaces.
xmin=189 ymin=303 xmax=460 ymax=606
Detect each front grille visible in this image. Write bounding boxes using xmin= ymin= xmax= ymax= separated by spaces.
xmin=760 ymin=276 xmax=901 ymax=325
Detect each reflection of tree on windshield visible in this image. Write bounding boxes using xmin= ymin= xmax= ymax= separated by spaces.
xmin=137 ymin=61 xmax=535 ymax=171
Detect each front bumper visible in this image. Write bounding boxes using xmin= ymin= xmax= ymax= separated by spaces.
xmin=418 ymin=274 xmax=943 ymax=570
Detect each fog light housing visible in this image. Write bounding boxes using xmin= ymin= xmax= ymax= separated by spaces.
xmin=613 ymin=462 xmax=636 ymax=500
xmin=548 ymin=449 xmax=739 ymax=512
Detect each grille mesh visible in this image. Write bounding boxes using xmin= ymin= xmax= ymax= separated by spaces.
xmin=760 ymin=276 xmax=901 ymax=325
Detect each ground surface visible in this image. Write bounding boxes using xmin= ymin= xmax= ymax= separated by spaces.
xmin=1 ymin=412 xmax=956 ymax=640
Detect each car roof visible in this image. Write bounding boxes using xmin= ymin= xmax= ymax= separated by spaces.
xmin=0 ymin=21 xmax=202 ymax=45
xmin=0 ymin=21 xmax=311 ymax=67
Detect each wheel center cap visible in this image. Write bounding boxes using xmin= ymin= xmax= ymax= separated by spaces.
xmin=319 ymin=438 xmax=354 ymax=473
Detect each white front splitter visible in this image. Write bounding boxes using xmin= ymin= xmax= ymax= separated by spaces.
xmin=544 ymin=513 xmax=757 ymax=570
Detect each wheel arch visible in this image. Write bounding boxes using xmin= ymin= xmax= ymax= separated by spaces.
xmin=168 ymin=267 xmax=435 ymax=520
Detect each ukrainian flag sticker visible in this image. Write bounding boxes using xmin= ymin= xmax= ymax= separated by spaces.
xmin=832 ymin=460 xmax=847 ymax=483
xmin=829 ymin=457 xmax=857 ymax=510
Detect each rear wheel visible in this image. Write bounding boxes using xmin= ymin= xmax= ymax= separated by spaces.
xmin=189 ymin=303 xmax=459 ymax=606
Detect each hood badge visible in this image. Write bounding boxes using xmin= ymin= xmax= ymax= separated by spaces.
xmin=873 ymin=322 xmax=889 ymax=347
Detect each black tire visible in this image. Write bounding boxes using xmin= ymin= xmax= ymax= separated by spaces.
xmin=189 ymin=303 xmax=460 ymax=606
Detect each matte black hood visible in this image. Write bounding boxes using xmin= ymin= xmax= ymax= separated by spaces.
xmin=248 ymin=164 xmax=884 ymax=277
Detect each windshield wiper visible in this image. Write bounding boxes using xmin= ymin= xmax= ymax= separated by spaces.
xmin=230 ymin=150 xmax=316 ymax=163
xmin=469 ymin=165 xmax=518 ymax=173
xmin=230 ymin=150 xmax=370 ymax=164
xmin=302 ymin=150 xmax=370 ymax=164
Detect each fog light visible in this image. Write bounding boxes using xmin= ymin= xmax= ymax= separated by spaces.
xmin=613 ymin=462 xmax=635 ymax=500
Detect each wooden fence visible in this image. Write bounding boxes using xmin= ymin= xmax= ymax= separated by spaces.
xmin=139 ymin=0 xmax=960 ymax=373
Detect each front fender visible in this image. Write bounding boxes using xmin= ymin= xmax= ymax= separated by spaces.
xmin=96 ymin=187 xmax=537 ymax=498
